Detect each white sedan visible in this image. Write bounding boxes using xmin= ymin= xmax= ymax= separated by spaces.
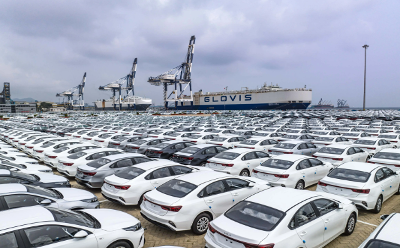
xmin=313 ymin=145 xmax=368 ymax=167
xmin=206 ymin=136 xmax=246 ymax=149
xmin=205 ymin=187 xmax=357 ymax=248
xmin=32 ymin=139 xmax=81 ymax=161
xmin=206 ymin=148 xmax=270 ymax=176
xmin=311 ymin=135 xmax=352 ymax=147
xmin=368 ymin=148 xmax=400 ymax=171
xmin=358 ymin=213 xmax=400 ymax=247
xmin=140 ymin=171 xmax=270 ymax=234
xmin=351 ymin=137 xmax=395 ymax=156
xmin=234 ymin=137 xmax=279 ymax=151
xmin=316 ymin=162 xmax=400 ymax=213
xmin=0 ymin=206 xmax=145 ymax=248
xmin=252 ymin=154 xmax=333 ymax=189
xmin=43 ymin=143 xmax=99 ymax=168
xmin=0 ymin=160 xmax=52 ymax=174
xmin=102 ymin=160 xmax=210 ymax=205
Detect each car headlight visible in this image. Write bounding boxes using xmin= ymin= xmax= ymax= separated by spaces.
xmin=39 ymin=170 xmax=52 ymax=173
xmin=82 ymin=197 xmax=98 ymax=203
xmin=123 ymin=222 xmax=142 ymax=231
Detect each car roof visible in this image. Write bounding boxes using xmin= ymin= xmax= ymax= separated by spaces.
xmin=135 ymin=160 xmax=181 ymax=171
xmin=375 ymin=213 xmax=400 ymax=243
xmin=0 ymin=206 xmax=54 ymax=230
xmin=324 ymin=144 xmax=352 ymax=149
xmin=189 ymin=144 xmax=217 ymax=149
xmin=102 ymin=153 xmax=145 ymax=160
xmin=228 ymin=148 xmax=257 ymax=154
xmin=281 ymin=140 xmax=307 ymax=144
xmin=273 ymin=154 xmax=310 ymax=161
xmin=178 ymin=171 xmax=230 ymax=185
xmin=338 ymin=162 xmax=381 ymax=172
xmin=0 ymin=183 xmax=26 ymax=194
xmin=247 ymin=187 xmax=320 ymax=212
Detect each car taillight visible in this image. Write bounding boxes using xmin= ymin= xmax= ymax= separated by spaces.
xmin=36 ymin=150 xmax=43 ymax=153
xmin=283 ymin=152 xmax=293 ymax=154
xmin=114 ymin=185 xmax=131 ymax=190
xmin=85 ymin=138 xmax=92 ymax=140
xmin=48 ymin=156 xmax=57 ymax=159
xmin=332 ymin=158 xmax=343 ymax=161
xmin=113 ymin=143 xmax=120 ymax=146
xmin=67 ymin=134 xmax=72 ymax=136
xmin=274 ymin=174 xmax=289 ymax=178
xmin=98 ymin=140 xmax=104 ymax=142
xmin=83 ymin=171 xmax=97 ymax=176
xmin=318 ymin=181 xmax=327 ymax=186
xmin=20 ymin=143 xmax=26 ymax=145
xmin=155 ymin=151 xmax=163 ymax=154
xmin=367 ymin=161 xmax=375 ymax=163
xmin=244 ymin=244 xmax=275 ymax=248
xmin=76 ymin=136 xmax=81 ymax=138
xmin=130 ymin=147 xmax=140 ymax=149
xmin=208 ymin=223 xmax=216 ymax=233
xmin=190 ymin=141 xmax=197 ymax=143
xmin=184 ymin=157 xmax=194 ymax=160
xmin=161 ymin=205 xmax=182 ymax=212
xmin=351 ymin=188 xmax=370 ymax=194
xmin=27 ymin=146 xmax=33 ymax=149
xmin=268 ymin=150 xmax=272 ymax=152
xmin=63 ymin=163 xmax=74 ymax=166
xmin=252 ymin=169 xmax=259 ymax=173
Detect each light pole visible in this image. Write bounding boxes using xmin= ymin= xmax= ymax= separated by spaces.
xmin=362 ymin=44 xmax=369 ymax=111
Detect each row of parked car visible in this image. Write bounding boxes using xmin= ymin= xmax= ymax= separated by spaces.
xmin=0 ymin=112 xmax=400 ymax=247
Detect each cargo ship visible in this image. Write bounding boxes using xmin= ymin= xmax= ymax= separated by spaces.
xmin=308 ymin=98 xmax=334 ymax=110
xmin=94 ymin=96 xmax=152 ymax=111
xmin=172 ymin=83 xmax=312 ymax=110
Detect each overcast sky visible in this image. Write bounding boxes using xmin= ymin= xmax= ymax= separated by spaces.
xmin=0 ymin=0 xmax=398 ymax=107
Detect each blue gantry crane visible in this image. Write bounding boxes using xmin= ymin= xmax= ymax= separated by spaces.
xmin=56 ymin=72 xmax=86 ymax=110
xmin=98 ymin=59 xmax=138 ymax=111
xmin=148 ymin=35 xmax=195 ymax=109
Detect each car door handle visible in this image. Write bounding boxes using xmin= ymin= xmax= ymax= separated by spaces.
xmin=299 ymin=231 xmax=307 ymax=236
xmin=325 ymin=219 xmax=330 ymax=223
xmin=206 ymin=200 xmax=214 ymax=203
xmin=232 ymin=193 xmax=239 ymax=196
xmin=153 ymin=181 xmax=159 ymax=184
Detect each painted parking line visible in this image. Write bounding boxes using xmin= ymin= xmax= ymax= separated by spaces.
xmin=358 ymin=220 xmax=378 ymax=227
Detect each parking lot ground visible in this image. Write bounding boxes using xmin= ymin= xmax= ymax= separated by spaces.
xmin=58 ymin=172 xmax=400 ymax=248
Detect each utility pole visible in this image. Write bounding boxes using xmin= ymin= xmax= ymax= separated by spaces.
xmin=362 ymin=44 xmax=369 ymax=111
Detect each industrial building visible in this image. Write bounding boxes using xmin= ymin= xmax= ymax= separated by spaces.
xmin=0 ymin=82 xmax=36 ymax=113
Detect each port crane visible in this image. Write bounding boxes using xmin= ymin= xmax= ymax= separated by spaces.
xmin=148 ymin=35 xmax=195 ymax=109
xmin=56 ymin=73 xmax=86 ymax=110
xmin=98 ymin=59 xmax=138 ymax=111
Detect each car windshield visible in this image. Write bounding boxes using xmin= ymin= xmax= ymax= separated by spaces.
xmin=67 ymin=152 xmax=87 ymax=159
xmin=354 ymin=140 xmax=376 ymax=145
xmin=364 ymin=240 xmax=400 ymax=248
xmin=373 ymin=152 xmax=400 ymax=161
xmin=274 ymin=143 xmax=296 ymax=149
xmin=11 ymin=172 xmax=38 ymax=181
xmin=87 ymin=132 xmax=99 ymax=137
xmin=214 ymin=152 xmax=241 ymax=160
xmin=261 ymin=159 xmax=294 ymax=170
xmin=53 ymin=147 xmax=70 ymax=153
xmin=41 ymin=142 xmax=55 ymax=148
xmin=189 ymin=135 xmax=202 ymax=139
xmin=48 ymin=208 xmax=97 ymax=228
xmin=98 ymin=134 xmax=112 ymax=139
xmin=210 ymin=137 xmax=227 ymax=142
xmin=315 ymin=137 xmax=334 ymax=141
xmin=225 ymin=201 xmax=284 ymax=232
xmin=318 ymin=147 xmax=345 ymax=155
xmin=1 ymin=161 xmax=26 ymax=169
xmin=87 ymin=158 xmax=111 ymax=168
xmin=25 ymin=185 xmax=61 ymax=199
xmin=156 ymin=179 xmax=197 ymax=198
xmin=286 ymin=130 xmax=300 ymax=133
xmin=115 ymin=167 xmax=145 ymax=180
xmin=179 ymin=147 xmax=200 ymax=154
xmin=131 ymin=140 xmax=148 ymax=145
xmin=328 ymin=168 xmax=370 ymax=182
xmin=154 ymin=143 xmax=171 ymax=149
xmin=378 ymin=135 xmax=397 ymax=139
xmin=112 ymin=136 xmax=128 ymax=141
xmin=239 ymin=140 xmax=258 ymax=145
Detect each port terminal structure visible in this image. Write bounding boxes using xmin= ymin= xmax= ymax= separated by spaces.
xmin=56 ymin=73 xmax=86 ymax=110
xmin=98 ymin=59 xmax=138 ymax=111
xmin=148 ymin=35 xmax=195 ymax=109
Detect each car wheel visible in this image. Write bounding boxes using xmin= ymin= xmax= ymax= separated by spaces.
xmin=191 ymin=213 xmax=211 ymax=235
xmin=343 ymin=213 xmax=356 ymax=235
xmin=168 ymin=155 xmax=173 ymax=160
xmin=107 ymin=241 xmax=132 ymax=248
xmin=295 ymin=180 xmax=305 ymax=190
xmin=138 ymin=193 xmax=146 ymax=206
xmin=396 ymin=184 xmax=400 ymax=195
xmin=373 ymin=195 xmax=383 ymax=213
xmin=239 ymin=169 xmax=250 ymax=177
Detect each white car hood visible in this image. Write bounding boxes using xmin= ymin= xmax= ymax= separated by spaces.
xmin=82 ymin=209 xmax=140 ymax=231
xmin=36 ymin=173 xmax=68 ymax=183
xmin=54 ymin=188 xmax=95 ymax=201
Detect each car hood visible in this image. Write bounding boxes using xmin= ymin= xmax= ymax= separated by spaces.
xmin=54 ymin=188 xmax=95 ymax=201
xmin=82 ymin=209 xmax=140 ymax=231
xmin=36 ymin=173 xmax=68 ymax=183
xmin=211 ymin=214 xmax=269 ymax=245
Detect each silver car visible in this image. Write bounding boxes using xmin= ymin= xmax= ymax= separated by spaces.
xmin=0 ymin=184 xmax=99 ymax=211
xmin=268 ymin=140 xmax=320 ymax=156
xmin=124 ymin=138 xmax=169 ymax=154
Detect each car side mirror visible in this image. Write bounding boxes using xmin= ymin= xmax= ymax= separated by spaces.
xmin=380 ymin=214 xmax=389 ymax=220
xmin=248 ymin=182 xmax=255 ymax=188
xmin=73 ymin=230 xmax=88 ymax=238
xmin=337 ymin=203 xmax=344 ymax=209
xmin=40 ymin=199 xmax=52 ymax=205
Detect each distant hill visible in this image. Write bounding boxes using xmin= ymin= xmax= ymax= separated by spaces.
xmin=13 ymin=97 xmax=36 ymax=103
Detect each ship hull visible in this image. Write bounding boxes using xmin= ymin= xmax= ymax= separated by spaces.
xmin=172 ymin=102 xmax=310 ymax=110
xmin=95 ymin=104 xmax=151 ymax=111
xmin=94 ymin=97 xmax=152 ymax=111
